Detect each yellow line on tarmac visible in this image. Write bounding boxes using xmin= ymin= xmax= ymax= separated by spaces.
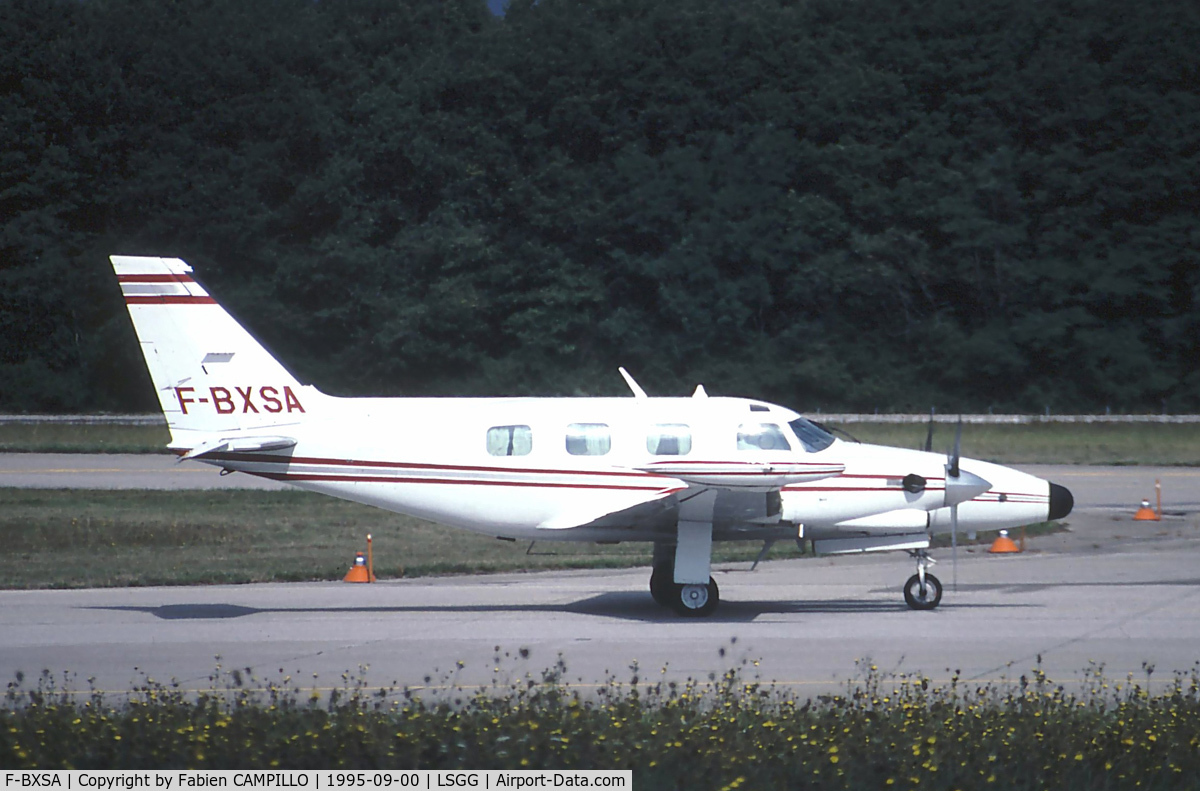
xmin=1045 ymin=469 xmax=1200 ymax=478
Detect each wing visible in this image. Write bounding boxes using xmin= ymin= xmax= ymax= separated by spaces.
xmin=537 ymin=460 xmax=844 ymax=532
xmin=537 ymin=488 xmax=679 ymax=531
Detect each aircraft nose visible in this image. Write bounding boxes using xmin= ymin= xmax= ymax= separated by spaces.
xmin=1049 ymin=482 xmax=1074 ymax=520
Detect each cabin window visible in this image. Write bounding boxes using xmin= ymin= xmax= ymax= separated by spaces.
xmin=737 ymin=423 xmax=792 ymax=451
xmin=566 ymin=423 xmax=611 ymax=456
xmin=647 ymin=424 xmax=692 ymax=455
xmin=487 ymin=425 xmax=533 ymax=456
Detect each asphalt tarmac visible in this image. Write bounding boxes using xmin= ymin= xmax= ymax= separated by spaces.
xmin=0 ymin=453 xmax=287 ymax=489
xmin=2 ymin=455 xmax=1199 ymax=699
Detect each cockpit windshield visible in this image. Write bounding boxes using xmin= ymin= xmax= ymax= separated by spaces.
xmin=788 ymin=417 xmax=836 ymax=453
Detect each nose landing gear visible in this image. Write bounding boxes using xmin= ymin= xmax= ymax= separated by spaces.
xmin=904 ymin=549 xmax=942 ymax=610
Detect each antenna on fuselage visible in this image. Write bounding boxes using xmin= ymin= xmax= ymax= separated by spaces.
xmin=618 ymin=367 xmax=648 ymax=399
xmin=692 ymin=384 xmax=708 ymax=398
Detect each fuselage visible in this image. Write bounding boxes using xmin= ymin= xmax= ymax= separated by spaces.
xmin=186 ymin=386 xmax=1059 ymax=544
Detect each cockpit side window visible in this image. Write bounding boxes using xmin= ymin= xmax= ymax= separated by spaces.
xmin=788 ymin=417 xmax=835 ymax=453
xmin=487 ymin=425 xmax=533 ymax=456
xmin=737 ymin=423 xmax=792 ymax=451
xmin=647 ymin=424 xmax=692 ymax=455
xmin=566 ymin=423 xmax=612 ymax=456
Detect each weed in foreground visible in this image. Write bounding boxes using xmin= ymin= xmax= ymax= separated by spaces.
xmin=3 ymin=654 xmax=1200 ymax=790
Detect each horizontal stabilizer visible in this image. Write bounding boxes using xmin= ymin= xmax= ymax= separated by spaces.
xmin=179 ymin=435 xmax=297 ymax=461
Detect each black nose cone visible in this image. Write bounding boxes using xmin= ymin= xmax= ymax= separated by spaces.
xmin=1049 ymin=483 xmax=1074 ymax=520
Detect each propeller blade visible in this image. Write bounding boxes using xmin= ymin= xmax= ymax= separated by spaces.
xmin=948 ymin=416 xmax=962 ymax=478
xmin=951 ymin=503 xmax=959 ymax=591
xmin=946 ymin=416 xmax=966 ymax=592
xmin=923 ymin=407 xmax=934 ymax=453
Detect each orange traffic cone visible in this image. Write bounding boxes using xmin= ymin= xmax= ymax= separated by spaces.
xmin=989 ymin=529 xmax=1020 ymax=554
xmin=1134 ymin=481 xmax=1163 ymax=521
xmin=343 ymin=551 xmax=376 ymax=583
xmin=1133 ymin=499 xmax=1160 ymax=521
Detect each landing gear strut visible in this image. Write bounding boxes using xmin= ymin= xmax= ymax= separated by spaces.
xmin=904 ymin=549 xmax=942 ymax=610
xmin=650 ymin=492 xmax=721 ymax=617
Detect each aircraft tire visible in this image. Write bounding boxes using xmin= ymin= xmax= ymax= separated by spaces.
xmin=649 ymin=562 xmax=674 ymax=607
xmin=903 ymin=573 xmax=943 ymax=610
xmin=673 ymin=577 xmax=720 ymax=617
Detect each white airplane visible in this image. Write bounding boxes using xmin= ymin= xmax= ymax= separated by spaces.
xmin=111 ymin=255 xmax=1074 ymax=616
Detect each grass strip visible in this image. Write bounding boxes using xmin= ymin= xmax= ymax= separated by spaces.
xmin=3 ymin=657 xmax=1198 ymax=789
xmin=0 ymin=423 xmax=171 ymax=453
xmin=0 ymin=489 xmax=815 ymax=589
xmin=0 ymin=489 xmax=1061 ymax=590
xmin=828 ymin=421 xmax=1200 ymax=465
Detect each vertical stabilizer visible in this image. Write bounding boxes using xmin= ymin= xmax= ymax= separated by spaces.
xmin=111 ymin=256 xmax=318 ymax=447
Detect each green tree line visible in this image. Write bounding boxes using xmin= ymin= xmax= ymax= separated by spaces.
xmin=2 ymin=0 xmax=1197 ymax=413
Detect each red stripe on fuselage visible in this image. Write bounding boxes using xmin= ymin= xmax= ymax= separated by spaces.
xmin=977 ymin=495 xmax=1048 ymax=502
xmin=209 ymin=452 xmax=673 ymax=479
xmin=124 ymin=295 xmax=216 ymax=304
xmin=213 ymin=452 xmax=845 ymax=479
xmin=784 ymin=485 xmax=944 ymax=492
xmin=117 ymin=274 xmax=197 ymax=283
xmin=256 ymin=470 xmax=681 ymax=492
xmin=651 ymin=470 xmax=842 ymax=477
xmin=640 ymin=460 xmax=841 ymax=467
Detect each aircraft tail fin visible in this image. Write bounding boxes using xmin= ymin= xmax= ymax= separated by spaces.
xmin=111 ymin=256 xmax=318 ymax=448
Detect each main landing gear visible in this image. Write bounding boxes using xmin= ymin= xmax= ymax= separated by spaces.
xmin=649 ymin=561 xmax=720 ymax=617
xmin=650 ymin=548 xmax=942 ymax=614
xmin=904 ymin=549 xmax=942 ymax=610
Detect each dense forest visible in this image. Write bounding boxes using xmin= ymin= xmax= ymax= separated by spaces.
xmin=1 ymin=0 xmax=1198 ymax=413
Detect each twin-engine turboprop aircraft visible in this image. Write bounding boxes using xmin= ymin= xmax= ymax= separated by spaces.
xmin=111 ymin=255 xmax=1074 ymax=616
